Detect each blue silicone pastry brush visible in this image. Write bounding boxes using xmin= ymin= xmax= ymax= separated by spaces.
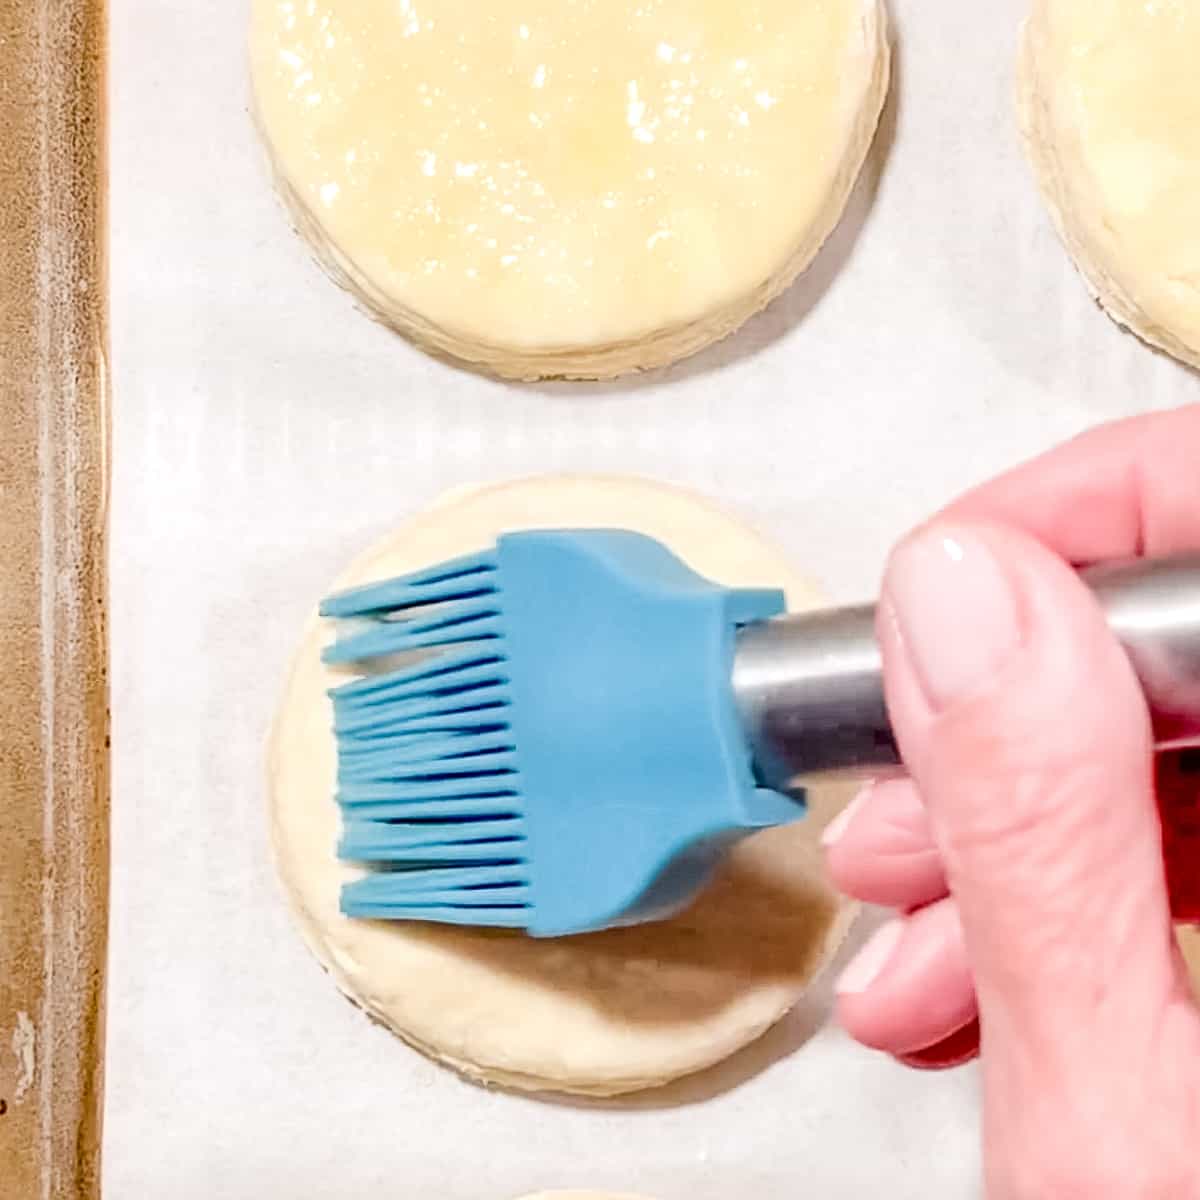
xmin=321 ymin=531 xmax=1200 ymax=937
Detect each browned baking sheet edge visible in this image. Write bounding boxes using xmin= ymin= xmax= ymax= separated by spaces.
xmin=0 ymin=2 xmax=110 ymax=1196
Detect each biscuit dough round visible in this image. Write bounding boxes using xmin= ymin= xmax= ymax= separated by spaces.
xmin=249 ymin=1 xmax=889 ymax=380
xmin=269 ymin=476 xmax=855 ymax=1096
xmin=1020 ymin=0 xmax=1200 ymax=369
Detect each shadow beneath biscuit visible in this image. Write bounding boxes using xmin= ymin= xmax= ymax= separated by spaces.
xmin=377 ymin=840 xmax=842 ymax=1022
xmin=540 ymin=905 xmax=875 ymax=1113
xmin=356 ymin=817 xmax=857 ymax=1106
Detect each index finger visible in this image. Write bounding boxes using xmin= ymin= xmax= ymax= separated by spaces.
xmin=940 ymin=404 xmax=1200 ymax=563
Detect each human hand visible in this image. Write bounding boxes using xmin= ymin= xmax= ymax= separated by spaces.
xmin=823 ymin=405 xmax=1200 ymax=1197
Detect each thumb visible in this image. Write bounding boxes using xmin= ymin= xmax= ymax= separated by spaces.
xmin=879 ymin=521 xmax=1192 ymax=1082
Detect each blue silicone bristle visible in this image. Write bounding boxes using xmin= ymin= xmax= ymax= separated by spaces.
xmin=321 ymin=549 xmax=504 ymax=664
xmin=321 ymin=548 xmax=501 ymax=619
xmin=321 ymin=530 xmax=802 ymax=936
xmin=321 ymin=553 xmax=529 ymax=929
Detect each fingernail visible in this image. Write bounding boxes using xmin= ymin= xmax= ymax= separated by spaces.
xmin=821 ymin=785 xmax=873 ymax=848
xmin=886 ymin=527 xmax=1022 ymax=711
xmin=836 ymin=918 xmax=905 ymax=995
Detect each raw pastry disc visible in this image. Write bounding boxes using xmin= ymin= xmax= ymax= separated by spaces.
xmin=1020 ymin=0 xmax=1200 ymax=369
xmin=269 ymin=476 xmax=856 ymax=1096
xmin=249 ymin=1 xmax=889 ymax=380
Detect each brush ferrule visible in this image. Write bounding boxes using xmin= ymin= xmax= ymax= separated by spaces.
xmin=732 ymin=605 xmax=897 ymax=794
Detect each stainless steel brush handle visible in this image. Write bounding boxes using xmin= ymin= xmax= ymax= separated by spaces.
xmin=732 ymin=553 xmax=1200 ymax=795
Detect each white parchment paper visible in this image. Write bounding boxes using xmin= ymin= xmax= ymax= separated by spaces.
xmin=106 ymin=1 xmax=1199 ymax=1196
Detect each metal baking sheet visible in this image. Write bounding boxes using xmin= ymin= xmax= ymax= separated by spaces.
xmin=106 ymin=1 xmax=1199 ymax=1197
xmin=0 ymin=3 xmax=109 ymax=1197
